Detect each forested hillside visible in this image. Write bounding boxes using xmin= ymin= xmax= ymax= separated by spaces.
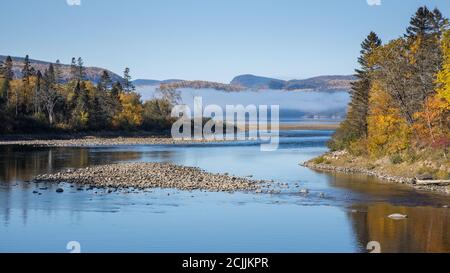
xmin=0 ymin=56 xmax=173 ymax=133
xmin=329 ymin=6 xmax=449 ymax=177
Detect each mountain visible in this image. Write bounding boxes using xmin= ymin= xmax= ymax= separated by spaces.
xmin=284 ymin=75 xmax=356 ymax=91
xmin=231 ymin=74 xmax=356 ymax=91
xmin=0 ymin=55 xmax=123 ymax=84
xmin=133 ymin=79 xmax=183 ymax=86
xmin=230 ymin=74 xmax=286 ymax=90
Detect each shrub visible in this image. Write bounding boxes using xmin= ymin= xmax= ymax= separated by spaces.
xmin=313 ymin=156 xmax=326 ymax=164
xmin=390 ymin=154 xmax=403 ymax=164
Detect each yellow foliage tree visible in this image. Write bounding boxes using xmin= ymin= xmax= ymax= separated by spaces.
xmin=413 ymin=30 xmax=450 ymax=149
xmin=367 ymin=82 xmax=412 ymax=157
xmin=112 ymin=92 xmax=143 ymax=129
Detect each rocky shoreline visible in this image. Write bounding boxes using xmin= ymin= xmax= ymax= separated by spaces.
xmin=302 ymin=159 xmax=450 ymax=195
xmin=0 ymin=136 xmax=232 ymax=147
xmin=32 ymin=162 xmax=269 ymax=193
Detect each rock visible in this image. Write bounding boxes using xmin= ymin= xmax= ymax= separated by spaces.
xmin=56 ymin=188 xmax=64 ymax=193
xmin=416 ymin=174 xmax=433 ymax=180
xmin=299 ymin=188 xmax=309 ymax=195
xmin=388 ymin=213 xmax=408 ymax=220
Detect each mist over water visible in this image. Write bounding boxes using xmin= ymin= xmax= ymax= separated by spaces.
xmin=136 ymin=87 xmax=350 ymax=120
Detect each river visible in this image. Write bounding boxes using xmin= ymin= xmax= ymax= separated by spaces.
xmin=0 ymin=130 xmax=449 ymax=253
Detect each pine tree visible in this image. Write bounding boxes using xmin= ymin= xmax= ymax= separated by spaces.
xmin=0 ymin=56 xmax=13 ymax=106
xmin=70 ymin=57 xmax=77 ymax=82
xmin=77 ymin=57 xmax=86 ymax=82
xmin=430 ymin=8 xmax=449 ymax=37
xmin=54 ymin=59 xmax=63 ymax=84
xmin=99 ymin=70 xmax=112 ymax=90
xmin=123 ymin=67 xmax=135 ymax=92
xmin=329 ymin=32 xmax=381 ymax=150
xmin=406 ymin=6 xmax=434 ymax=39
xmin=22 ymin=55 xmax=35 ymax=84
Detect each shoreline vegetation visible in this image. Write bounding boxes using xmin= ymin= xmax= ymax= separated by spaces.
xmin=306 ymin=6 xmax=450 ymax=195
xmin=303 ymin=151 xmax=450 ymax=195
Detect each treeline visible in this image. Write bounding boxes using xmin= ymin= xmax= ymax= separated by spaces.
xmin=330 ymin=6 xmax=449 ymax=160
xmin=0 ymin=57 xmax=173 ymax=134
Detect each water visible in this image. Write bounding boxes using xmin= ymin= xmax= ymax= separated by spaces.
xmin=0 ymin=130 xmax=449 ymax=253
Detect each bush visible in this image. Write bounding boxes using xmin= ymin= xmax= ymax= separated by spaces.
xmin=313 ymin=156 xmax=326 ymax=164
xmin=390 ymin=154 xmax=403 ymax=164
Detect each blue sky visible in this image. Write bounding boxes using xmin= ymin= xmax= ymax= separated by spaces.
xmin=1 ymin=0 xmax=449 ymax=82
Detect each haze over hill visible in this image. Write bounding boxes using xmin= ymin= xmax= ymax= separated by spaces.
xmin=135 ymin=74 xmax=355 ymax=92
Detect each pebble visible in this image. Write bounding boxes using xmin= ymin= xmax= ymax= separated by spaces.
xmin=0 ymin=137 xmax=232 ymax=147
xmin=56 ymin=188 xmax=64 ymax=193
xmin=33 ymin=162 xmax=268 ymax=193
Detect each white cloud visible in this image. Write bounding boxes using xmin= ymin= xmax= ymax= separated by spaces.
xmin=67 ymin=0 xmax=81 ymax=6
xmin=367 ymin=0 xmax=381 ymax=6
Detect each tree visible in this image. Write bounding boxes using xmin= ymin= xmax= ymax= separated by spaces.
xmin=112 ymin=92 xmax=143 ymax=129
xmin=0 ymin=56 xmax=13 ymax=107
xmin=367 ymin=82 xmax=412 ymax=157
xmin=40 ymin=64 xmax=60 ymax=125
xmin=123 ymin=67 xmax=135 ymax=92
xmin=54 ymin=59 xmax=63 ymax=84
xmin=430 ymin=8 xmax=450 ymax=37
xmin=90 ymin=75 xmax=116 ymax=129
xmin=142 ymin=99 xmax=174 ymax=131
xmin=71 ymin=81 xmax=90 ymax=129
xmin=22 ymin=55 xmax=35 ymax=84
xmin=70 ymin=57 xmax=77 ymax=81
xmin=329 ymin=32 xmax=381 ymax=150
xmin=99 ymin=70 xmax=112 ymax=90
xmin=77 ymin=57 xmax=86 ymax=82
xmin=405 ymin=6 xmax=434 ymax=39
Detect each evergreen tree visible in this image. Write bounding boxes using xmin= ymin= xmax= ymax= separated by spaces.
xmin=0 ymin=56 xmax=13 ymax=106
xmin=54 ymin=59 xmax=63 ymax=84
xmin=70 ymin=57 xmax=77 ymax=81
xmin=77 ymin=57 xmax=87 ymax=82
xmin=99 ymin=70 xmax=112 ymax=90
xmin=431 ymin=8 xmax=449 ymax=37
xmin=71 ymin=81 xmax=90 ymax=129
xmin=22 ymin=55 xmax=35 ymax=84
xmin=406 ymin=6 xmax=434 ymax=39
xmin=329 ymin=32 xmax=382 ymax=150
xmin=123 ymin=67 xmax=135 ymax=92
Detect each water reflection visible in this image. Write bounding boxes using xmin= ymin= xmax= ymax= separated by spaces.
xmin=0 ymin=131 xmax=449 ymax=252
xmin=0 ymin=146 xmax=146 ymax=183
xmin=349 ymin=203 xmax=450 ymax=253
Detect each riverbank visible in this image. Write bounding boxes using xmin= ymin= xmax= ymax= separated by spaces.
xmin=302 ymin=151 xmax=450 ymax=195
xmin=0 ymin=135 xmax=232 ymax=147
xmin=32 ymin=162 xmax=271 ymax=193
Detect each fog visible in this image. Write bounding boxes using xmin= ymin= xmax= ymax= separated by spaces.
xmin=136 ymin=86 xmax=350 ymax=120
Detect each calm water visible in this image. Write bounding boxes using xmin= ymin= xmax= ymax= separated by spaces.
xmin=0 ymin=130 xmax=449 ymax=253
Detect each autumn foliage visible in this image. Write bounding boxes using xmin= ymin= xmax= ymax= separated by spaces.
xmin=331 ymin=6 xmax=450 ymax=161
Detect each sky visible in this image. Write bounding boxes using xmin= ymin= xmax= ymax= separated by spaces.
xmin=0 ymin=0 xmax=449 ymax=82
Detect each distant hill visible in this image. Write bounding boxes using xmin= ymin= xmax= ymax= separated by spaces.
xmin=133 ymin=79 xmax=183 ymax=86
xmin=231 ymin=74 xmax=356 ymax=91
xmin=0 ymin=55 xmax=123 ymax=84
xmin=230 ymin=74 xmax=286 ymax=90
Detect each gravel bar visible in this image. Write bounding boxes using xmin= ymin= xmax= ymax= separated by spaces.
xmin=33 ymin=162 xmax=267 ymax=192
